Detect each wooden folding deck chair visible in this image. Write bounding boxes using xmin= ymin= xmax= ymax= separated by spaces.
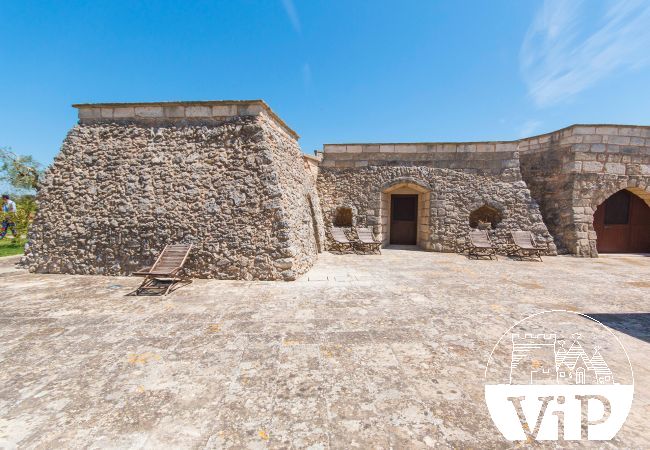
xmin=467 ymin=229 xmax=498 ymax=260
xmin=508 ymin=231 xmax=544 ymax=261
xmin=353 ymin=227 xmax=382 ymax=254
xmin=132 ymin=244 xmax=193 ymax=295
xmin=328 ymin=227 xmax=354 ymax=253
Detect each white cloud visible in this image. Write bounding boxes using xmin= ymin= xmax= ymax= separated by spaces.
xmin=281 ymin=0 xmax=301 ymax=33
xmin=518 ymin=119 xmax=543 ymax=138
xmin=521 ymin=0 xmax=650 ymax=107
xmin=302 ymin=62 xmax=312 ymax=88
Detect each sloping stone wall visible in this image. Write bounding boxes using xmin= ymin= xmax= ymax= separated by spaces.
xmin=260 ymin=114 xmax=325 ymax=275
xmin=318 ymin=148 xmax=556 ymax=254
xmin=25 ymin=103 xmax=322 ymax=280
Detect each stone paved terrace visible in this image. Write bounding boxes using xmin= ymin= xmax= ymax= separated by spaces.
xmin=1 ymin=250 xmax=649 ymax=448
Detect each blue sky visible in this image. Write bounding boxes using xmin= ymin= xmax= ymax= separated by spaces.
xmin=2 ymin=0 xmax=650 ymax=167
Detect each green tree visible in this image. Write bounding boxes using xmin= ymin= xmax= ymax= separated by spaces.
xmin=1 ymin=148 xmax=43 ymax=250
xmin=1 ymin=146 xmax=42 ymax=192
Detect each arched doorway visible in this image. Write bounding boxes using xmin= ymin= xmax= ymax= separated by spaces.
xmin=379 ymin=178 xmax=432 ymax=249
xmin=593 ymin=189 xmax=650 ymax=253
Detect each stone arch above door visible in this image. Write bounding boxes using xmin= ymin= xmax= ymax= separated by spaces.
xmin=381 ymin=177 xmax=432 ymax=194
xmin=591 ymin=184 xmax=650 ymax=211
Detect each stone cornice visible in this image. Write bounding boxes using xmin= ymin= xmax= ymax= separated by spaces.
xmin=73 ymin=100 xmax=299 ymax=140
xmin=323 ymin=124 xmax=650 ymax=154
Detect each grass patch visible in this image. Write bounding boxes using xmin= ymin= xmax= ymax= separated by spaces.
xmin=0 ymin=238 xmax=25 ymax=257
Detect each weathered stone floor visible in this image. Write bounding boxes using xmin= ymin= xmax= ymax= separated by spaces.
xmin=0 ymin=250 xmax=649 ymax=449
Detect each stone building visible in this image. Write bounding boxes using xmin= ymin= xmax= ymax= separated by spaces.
xmin=24 ymin=100 xmax=650 ymax=280
xmin=25 ymin=101 xmax=325 ymax=281
xmin=519 ymin=125 xmax=650 ymax=256
xmin=317 ymin=142 xmax=556 ymax=253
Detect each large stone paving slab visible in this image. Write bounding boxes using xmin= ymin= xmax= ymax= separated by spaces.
xmin=0 ymin=251 xmax=649 ymax=448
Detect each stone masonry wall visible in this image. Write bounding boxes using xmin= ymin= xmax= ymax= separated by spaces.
xmin=318 ymin=145 xmax=556 ymax=254
xmin=25 ymin=103 xmax=321 ymax=280
xmin=260 ymin=114 xmax=325 ymax=274
xmin=519 ymin=125 xmax=650 ymax=256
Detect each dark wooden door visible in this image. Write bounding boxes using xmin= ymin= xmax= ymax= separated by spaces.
xmin=390 ymin=194 xmax=418 ymax=245
xmin=594 ymin=190 xmax=650 ymax=253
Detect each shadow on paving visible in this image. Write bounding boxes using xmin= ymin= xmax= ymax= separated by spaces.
xmin=584 ymin=313 xmax=650 ymax=344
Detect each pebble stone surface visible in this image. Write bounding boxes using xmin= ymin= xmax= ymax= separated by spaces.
xmin=1 ymin=250 xmax=649 ymax=449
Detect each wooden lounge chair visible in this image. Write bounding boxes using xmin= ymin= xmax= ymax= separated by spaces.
xmin=467 ymin=229 xmax=498 ymax=260
xmin=132 ymin=244 xmax=193 ymax=295
xmin=354 ymin=227 xmax=382 ymax=254
xmin=508 ymin=231 xmax=544 ymax=262
xmin=328 ymin=227 xmax=354 ymax=253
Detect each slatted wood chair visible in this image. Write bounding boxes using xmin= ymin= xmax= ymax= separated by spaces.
xmin=328 ymin=227 xmax=354 ymax=254
xmin=467 ymin=230 xmax=498 ymax=260
xmin=353 ymin=227 xmax=382 ymax=254
xmin=132 ymin=244 xmax=193 ymax=295
xmin=508 ymin=231 xmax=544 ymax=262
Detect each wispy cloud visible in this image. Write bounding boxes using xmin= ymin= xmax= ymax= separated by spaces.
xmin=302 ymin=62 xmax=312 ymax=88
xmin=521 ymin=0 xmax=650 ymax=107
xmin=281 ymin=0 xmax=301 ymax=33
xmin=518 ymin=119 xmax=543 ymax=138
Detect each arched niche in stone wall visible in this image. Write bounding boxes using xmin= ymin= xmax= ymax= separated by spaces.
xmin=469 ymin=204 xmax=503 ymax=229
xmin=333 ymin=204 xmax=357 ymax=227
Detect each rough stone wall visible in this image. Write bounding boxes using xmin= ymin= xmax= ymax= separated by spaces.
xmin=25 ymin=107 xmax=321 ymax=280
xmin=520 ymin=125 xmax=650 ymax=256
xmin=259 ymin=114 xmax=325 ymax=274
xmin=518 ymin=130 xmax=575 ymax=254
xmin=317 ymin=145 xmax=556 ymax=254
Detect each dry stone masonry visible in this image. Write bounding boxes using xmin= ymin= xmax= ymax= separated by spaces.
xmin=24 ymin=100 xmax=650 ymax=280
xmin=317 ymin=144 xmax=557 ymax=253
xmin=25 ymin=101 xmax=324 ymax=280
xmin=519 ymin=125 xmax=650 ymax=256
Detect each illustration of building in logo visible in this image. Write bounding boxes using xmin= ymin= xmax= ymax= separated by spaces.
xmin=485 ymin=311 xmax=634 ymax=441
xmin=510 ymin=333 xmax=614 ymax=385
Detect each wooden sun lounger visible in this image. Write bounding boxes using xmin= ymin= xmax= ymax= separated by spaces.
xmin=132 ymin=244 xmax=193 ymax=295
xmin=467 ymin=229 xmax=498 ymax=260
xmin=328 ymin=228 xmax=354 ymax=253
xmin=508 ymin=231 xmax=544 ymax=261
xmin=354 ymin=227 xmax=382 ymax=254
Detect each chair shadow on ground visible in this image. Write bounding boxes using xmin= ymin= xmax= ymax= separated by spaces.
xmin=126 ymin=279 xmax=192 ymax=297
xmin=584 ymin=313 xmax=650 ymax=344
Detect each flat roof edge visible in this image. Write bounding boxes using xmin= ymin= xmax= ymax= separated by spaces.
xmin=323 ymin=123 xmax=650 ymax=147
xmin=72 ymin=99 xmax=299 ymax=139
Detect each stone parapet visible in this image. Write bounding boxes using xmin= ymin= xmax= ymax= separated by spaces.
xmin=320 ymin=149 xmax=522 ymax=177
xmin=321 ymin=125 xmax=650 ymax=157
xmin=323 ymin=142 xmax=518 ymax=154
xmin=74 ymin=100 xmax=299 ymax=140
xmin=517 ymin=124 xmax=650 ymax=152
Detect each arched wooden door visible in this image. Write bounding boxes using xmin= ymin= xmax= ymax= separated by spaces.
xmin=593 ymin=189 xmax=650 ymax=253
